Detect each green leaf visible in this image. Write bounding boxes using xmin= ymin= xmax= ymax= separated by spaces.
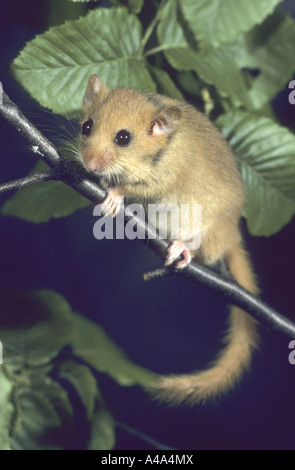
xmin=180 ymin=0 xmax=282 ymax=50
xmin=157 ymin=0 xmax=251 ymax=107
xmin=11 ymin=376 xmax=73 ymax=450
xmin=58 ymin=361 xmax=115 ymax=449
xmin=157 ymin=0 xmax=188 ymax=50
xmin=10 ymin=7 xmax=156 ymax=115
xmin=0 ymin=289 xmax=74 ymax=369
xmin=1 ymin=161 xmax=90 ymax=223
xmin=235 ymin=11 xmax=295 ymax=111
xmin=48 ymin=0 xmax=86 ymax=27
xmin=217 ymin=111 xmax=295 ymax=236
xmin=71 ymin=312 xmax=157 ymax=387
xmin=126 ymin=0 xmax=144 ymax=14
xmin=158 ymin=2 xmax=295 ymax=111
xmin=0 ymin=367 xmax=14 ymax=450
xmin=108 ymin=0 xmax=144 ymax=13
xmin=165 ymin=45 xmax=254 ymax=108
xmin=73 ymin=0 xmax=144 ymax=12
xmin=58 ymin=361 xmax=98 ymax=420
xmin=148 ymin=66 xmax=184 ymax=101
xmin=176 ymin=71 xmax=204 ymax=97
xmin=0 ymin=288 xmax=129 ymax=449
xmin=88 ymin=404 xmax=115 ymax=450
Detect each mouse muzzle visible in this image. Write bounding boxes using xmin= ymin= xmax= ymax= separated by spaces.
xmin=83 ymin=149 xmax=112 ymax=173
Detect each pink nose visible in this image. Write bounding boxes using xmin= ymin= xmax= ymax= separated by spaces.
xmin=83 ymin=151 xmax=111 ymax=172
xmin=86 ymin=158 xmax=101 ymax=172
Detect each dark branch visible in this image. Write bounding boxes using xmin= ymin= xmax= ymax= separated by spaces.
xmin=179 ymin=263 xmax=295 ymax=338
xmin=0 ymin=169 xmax=59 ymax=194
xmin=1 ymin=82 xmax=295 ymax=339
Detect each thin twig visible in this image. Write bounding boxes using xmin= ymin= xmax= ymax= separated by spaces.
xmin=1 ymin=83 xmax=295 ymax=339
xmin=115 ymin=420 xmax=176 ymax=451
xmin=143 ymin=267 xmax=173 ymax=281
xmin=0 ymin=169 xmax=59 ymax=194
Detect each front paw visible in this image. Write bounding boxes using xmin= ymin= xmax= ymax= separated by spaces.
xmin=164 ymin=240 xmax=192 ymax=269
xmin=100 ymin=188 xmax=123 ymax=218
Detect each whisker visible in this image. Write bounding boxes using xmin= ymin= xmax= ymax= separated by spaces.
xmin=115 ymin=159 xmax=160 ymax=186
xmin=114 ymin=161 xmax=146 ymax=185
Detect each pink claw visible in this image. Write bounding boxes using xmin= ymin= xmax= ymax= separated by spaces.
xmin=100 ymin=188 xmax=123 ymax=218
xmin=164 ymin=240 xmax=192 ymax=269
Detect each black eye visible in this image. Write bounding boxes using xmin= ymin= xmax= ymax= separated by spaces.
xmin=114 ymin=129 xmax=132 ymax=147
xmin=82 ymin=119 xmax=93 ymax=136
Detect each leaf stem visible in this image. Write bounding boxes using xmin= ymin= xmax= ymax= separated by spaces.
xmin=144 ymin=43 xmax=171 ymax=57
xmin=139 ymin=0 xmax=166 ymax=57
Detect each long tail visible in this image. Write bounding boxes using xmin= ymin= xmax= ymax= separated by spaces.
xmin=150 ymin=242 xmax=259 ymax=405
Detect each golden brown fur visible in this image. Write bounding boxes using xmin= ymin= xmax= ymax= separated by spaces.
xmin=79 ymin=74 xmax=259 ymax=405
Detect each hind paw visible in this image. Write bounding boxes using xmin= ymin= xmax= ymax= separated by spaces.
xmin=164 ymin=240 xmax=192 ymax=269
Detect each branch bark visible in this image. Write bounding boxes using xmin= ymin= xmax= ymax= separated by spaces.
xmin=0 ymin=169 xmax=58 ymax=194
xmin=1 ymin=82 xmax=295 ymax=339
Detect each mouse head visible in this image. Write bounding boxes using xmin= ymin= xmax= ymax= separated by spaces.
xmin=79 ymin=74 xmax=182 ymax=187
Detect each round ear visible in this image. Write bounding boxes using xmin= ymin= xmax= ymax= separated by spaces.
xmin=82 ymin=74 xmax=106 ymax=109
xmin=150 ymin=106 xmax=182 ymax=136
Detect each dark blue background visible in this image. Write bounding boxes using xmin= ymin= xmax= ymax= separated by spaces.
xmin=1 ymin=0 xmax=295 ymax=450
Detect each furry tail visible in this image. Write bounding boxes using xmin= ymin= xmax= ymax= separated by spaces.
xmin=150 ymin=242 xmax=259 ymax=405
